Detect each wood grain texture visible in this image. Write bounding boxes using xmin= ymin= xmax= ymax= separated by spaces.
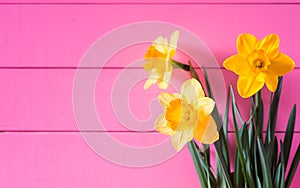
xmin=0 ymin=0 xmax=300 ymax=4
xmin=0 ymin=69 xmax=298 ymax=131
xmin=0 ymin=132 xmax=298 ymax=187
xmin=0 ymin=2 xmax=299 ymax=188
xmin=0 ymin=4 xmax=299 ymax=67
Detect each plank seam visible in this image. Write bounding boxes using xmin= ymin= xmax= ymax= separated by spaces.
xmin=0 ymin=66 xmax=226 ymax=69
xmin=0 ymin=67 xmax=299 ymax=70
xmin=0 ymin=2 xmax=300 ymax=5
xmin=0 ymin=130 xmax=298 ymax=133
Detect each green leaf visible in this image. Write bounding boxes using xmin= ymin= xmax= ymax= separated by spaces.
xmin=189 ymin=141 xmax=217 ymax=187
xmin=230 ymin=85 xmax=255 ymax=187
xmin=271 ymin=136 xmax=278 ymax=177
xmin=217 ymin=87 xmax=231 ymax=173
xmin=216 ymin=156 xmax=227 ymax=187
xmin=254 ymin=138 xmax=262 ymax=187
xmin=234 ymin=149 xmax=243 ymax=187
xmin=230 ymin=86 xmax=246 ymax=177
xmin=248 ymin=120 xmax=254 ymax=156
xmin=283 ymin=104 xmax=296 ymax=170
xmin=188 ymin=61 xmax=200 ymax=81
xmin=202 ymin=66 xmax=213 ymax=99
xmin=274 ymin=163 xmax=283 ymax=188
xmin=201 ymin=65 xmax=232 ymax=187
xmin=202 ymin=66 xmax=223 ymax=129
xmin=241 ymin=123 xmax=255 ymax=188
xmin=202 ymin=66 xmax=232 ymax=187
xmin=286 ymin=143 xmax=300 ymax=187
xmin=188 ymin=141 xmax=208 ymax=188
xmin=279 ymin=142 xmax=285 ymax=188
xmin=257 ymin=138 xmax=273 ymax=188
xmin=203 ymin=144 xmax=211 ymax=175
xmin=214 ymin=141 xmax=234 ymax=188
xmin=266 ymin=76 xmax=283 ymax=144
xmin=223 ymin=87 xmax=231 ymax=140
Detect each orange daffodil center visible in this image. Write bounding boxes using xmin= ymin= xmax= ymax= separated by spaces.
xmin=248 ymin=50 xmax=271 ymax=73
xmin=165 ymin=99 xmax=197 ymax=131
xmin=143 ymin=31 xmax=179 ymax=90
xmin=223 ymin=33 xmax=295 ymax=98
xmin=155 ymin=78 xmax=219 ymax=151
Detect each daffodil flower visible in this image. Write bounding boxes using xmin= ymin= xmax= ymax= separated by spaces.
xmin=155 ymin=78 xmax=219 ymax=151
xmin=224 ymin=33 xmax=295 ymax=98
xmin=143 ymin=30 xmax=179 ymax=89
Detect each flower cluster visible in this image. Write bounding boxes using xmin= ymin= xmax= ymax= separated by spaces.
xmin=141 ymin=30 xmax=297 ymax=188
xmin=143 ymin=31 xmax=294 ymax=151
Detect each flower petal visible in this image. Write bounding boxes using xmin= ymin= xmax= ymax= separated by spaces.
xmin=257 ymin=34 xmax=279 ymax=59
xmin=158 ymin=92 xmax=178 ymax=109
xmin=194 ymin=115 xmax=219 ymax=144
xmin=258 ymin=71 xmax=278 ymax=92
xmin=143 ymin=61 xmax=152 ymax=72
xmin=158 ymin=69 xmax=172 ymax=90
xmin=193 ymin=97 xmax=215 ymax=115
xmin=154 ymin=114 xmax=174 ymax=136
xmin=237 ymin=33 xmax=258 ymax=56
xmin=171 ymin=127 xmax=194 ymax=151
xmin=237 ymin=72 xmax=264 ymax=98
xmin=181 ymin=78 xmax=205 ymax=104
xmin=269 ymin=52 xmax=295 ymax=76
xmin=223 ymin=54 xmax=250 ymax=76
xmin=144 ymin=46 xmax=166 ymax=59
xmin=169 ymin=30 xmax=179 ymax=52
xmin=144 ymin=77 xmax=157 ymax=89
xmin=153 ymin=36 xmax=168 ymax=54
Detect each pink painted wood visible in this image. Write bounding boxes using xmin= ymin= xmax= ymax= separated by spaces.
xmin=0 ymin=69 xmax=298 ymax=131
xmin=0 ymin=133 xmax=298 ymax=187
xmin=0 ymin=0 xmax=300 ymax=3
xmin=0 ymin=2 xmax=299 ymax=188
xmin=0 ymin=5 xmax=300 ymax=67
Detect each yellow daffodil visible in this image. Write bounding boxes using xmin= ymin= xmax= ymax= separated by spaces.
xmin=143 ymin=30 xmax=179 ymax=89
xmin=224 ymin=33 xmax=295 ymax=98
xmin=155 ymin=78 xmax=219 ymax=151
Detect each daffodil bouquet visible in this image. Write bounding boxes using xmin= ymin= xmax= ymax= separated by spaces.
xmin=143 ymin=31 xmax=299 ymax=187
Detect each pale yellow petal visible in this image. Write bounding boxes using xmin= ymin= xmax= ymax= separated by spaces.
xmin=223 ymin=54 xmax=250 ymax=76
xmin=237 ymin=33 xmax=258 ymax=56
xmin=154 ymin=114 xmax=174 ymax=136
xmin=144 ymin=77 xmax=157 ymax=89
xmin=181 ymin=78 xmax=205 ymax=104
xmin=153 ymin=36 xmax=168 ymax=54
xmin=143 ymin=61 xmax=152 ymax=72
xmin=158 ymin=69 xmax=172 ymax=90
xmin=171 ymin=127 xmax=194 ymax=151
xmin=269 ymin=53 xmax=295 ymax=76
xmin=193 ymin=97 xmax=215 ymax=115
xmin=144 ymin=71 xmax=161 ymax=89
xmin=194 ymin=116 xmax=219 ymax=144
xmin=237 ymin=72 xmax=264 ymax=98
xmin=257 ymin=34 xmax=279 ymax=59
xmin=169 ymin=30 xmax=179 ymax=52
xmin=158 ymin=92 xmax=178 ymax=109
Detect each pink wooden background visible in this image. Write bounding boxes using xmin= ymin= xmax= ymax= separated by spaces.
xmin=0 ymin=0 xmax=299 ymax=187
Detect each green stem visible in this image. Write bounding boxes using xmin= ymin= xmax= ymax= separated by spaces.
xmin=171 ymin=59 xmax=190 ymax=71
xmin=254 ymin=90 xmax=263 ymax=138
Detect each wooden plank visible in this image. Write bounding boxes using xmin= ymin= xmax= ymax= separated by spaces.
xmin=0 ymin=132 xmax=298 ymax=187
xmin=0 ymin=0 xmax=300 ymax=4
xmin=0 ymin=69 xmax=298 ymax=131
xmin=0 ymin=5 xmax=299 ymax=67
